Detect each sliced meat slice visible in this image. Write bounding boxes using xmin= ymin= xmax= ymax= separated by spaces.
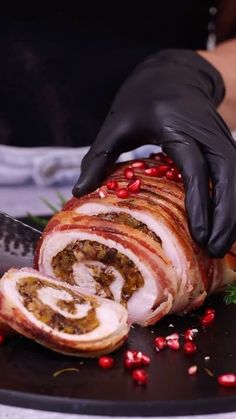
xmin=0 ymin=268 xmax=129 ymax=357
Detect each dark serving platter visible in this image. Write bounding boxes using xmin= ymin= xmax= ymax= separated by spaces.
xmin=0 ymin=216 xmax=235 ymax=416
xmin=0 ymin=295 xmax=235 ymax=416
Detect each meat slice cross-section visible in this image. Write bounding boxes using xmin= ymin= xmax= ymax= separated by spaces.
xmin=0 ymin=268 xmax=129 ymax=356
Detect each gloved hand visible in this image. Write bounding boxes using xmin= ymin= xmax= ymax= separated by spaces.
xmin=72 ymin=49 xmax=236 ymax=258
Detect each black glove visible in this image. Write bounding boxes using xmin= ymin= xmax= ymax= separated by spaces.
xmin=73 ymin=49 xmax=236 ymax=258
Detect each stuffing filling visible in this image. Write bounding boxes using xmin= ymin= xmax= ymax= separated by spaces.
xmin=98 ymin=212 xmax=162 ymax=245
xmin=52 ymin=240 xmax=144 ymax=304
xmin=17 ymin=277 xmax=99 ymax=334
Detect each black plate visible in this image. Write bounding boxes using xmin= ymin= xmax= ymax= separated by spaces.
xmin=0 ymin=294 xmax=235 ymax=416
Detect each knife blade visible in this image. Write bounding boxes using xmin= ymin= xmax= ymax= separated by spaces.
xmin=0 ymin=212 xmax=42 ymax=275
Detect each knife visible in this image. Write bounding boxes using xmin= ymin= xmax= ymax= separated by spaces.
xmin=0 ymin=212 xmax=42 ymax=275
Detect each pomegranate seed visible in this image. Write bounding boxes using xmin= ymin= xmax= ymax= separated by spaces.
xmin=184 ymin=328 xmax=198 ymax=341
xmin=97 ymin=186 xmax=108 ymax=198
xmin=141 ymin=354 xmax=150 ymax=365
xmin=167 ymin=339 xmax=180 ymax=350
xmin=0 ymin=334 xmax=5 ymax=345
xmin=154 ymin=336 xmax=167 ymax=351
xmin=170 ymin=167 xmax=180 ymax=177
xmin=106 ymin=180 xmax=118 ymax=190
xmin=144 ymin=167 xmax=160 ymax=176
xmin=153 ymin=152 xmax=166 ymax=161
xmin=124 ymin=350 xmax=137 ymax=361
xmin=200 ymin=312 xmax=215 ymax=327
xmin=165 ymin=170 xmax=175 ymax=180
xmin=128 ymin=179 xmax=141 ymax=193
xmin=177 ymin=173 xmax=183 ymax=181
xmin=136 ymin=351 xmax=144 ymax=361
xmin=124 ymin=358 xmax=138 ymax=369
xmin=131 ymin=160 xmax=147 ymax=169
xmin=218 ymin=374 xmax=236 ymax=388
xmin=158 ymin=165 xmax=170 ymax=176
xmin=166 ymin=333 xmax=180 ymax=341
xmin=132 ymin=369 xmax=148 ymax=385
xmin=123 ymin=350 xmax=148 ymax=368
xmin=98 ymin=356 xmax=114 ymax=369
xmin=161 ymin=155 xmax=173 ymax=165
xmin=116 ymin=188 xmax=130 ymax=199
xmin=205 ymin=308 xmax=215 ymax=316
xmin=188 ymin=365 xmax=198 ymax=376
xmin=183 ymin=341 xmax=197 ymax=355
xmin=166 ymin=170 xmax=179 ymax=182
xmin=124 ymin=168 xmax=135 ymax=180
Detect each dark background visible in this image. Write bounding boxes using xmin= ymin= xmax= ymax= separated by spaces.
xmin=0 ymin=1 xmax=217 ymax=148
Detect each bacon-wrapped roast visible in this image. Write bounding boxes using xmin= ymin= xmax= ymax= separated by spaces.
xmin=36 ymin=156 xmax=236 ymax=326
xmin=0 ymin=268 xmax=129 ymax=356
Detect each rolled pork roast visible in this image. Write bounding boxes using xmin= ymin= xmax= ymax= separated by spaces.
xmin=36 ymin=155 xmax=236 ymax=326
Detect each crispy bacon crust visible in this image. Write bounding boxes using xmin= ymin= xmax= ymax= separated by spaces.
xmin=36 ymin=158 xmax=236 ymax=326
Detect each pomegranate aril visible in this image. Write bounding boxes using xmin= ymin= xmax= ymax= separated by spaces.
xmin=167 ymin=339 xmax=180 ymax=350
xmin=153 ymin=152 xmax=166 ymax=161
xmin=131 ymin=160 xmax=147 ymax=169
xmin=116 ymin=188 xmax=130 ymax=199
xmin=183 ymin=341 xmax=197 ymax=355
xmin=123 ymin=350 xmax=149 ymax=368
xmin=218 ymin=374 xmax=236 ymax=388
xmin=124 ymin=350 xmax=137 ymax=361
xmin=165 ymin=170 xmax=175 ymax=180
xmin=0 ymin=334 xmax=5 ymax=345
xmin=205 ymin=308 xmax=215 ymax=316
xmin=141 ymin=354 xmax=150 ymax=365
xmin=170 ymin=167 xmax=180 ymax=176
xmin=124 ymin=168 xmax=135 ymax=180
xmin=200 ymin=312 xmax=215 ymax=327
xmin=161 ymin=155 xmax=173 ymax=165
xmin=188 ymin=365 xmax=198 ymax=376
xmin=128 ymin=179 xmax=141 ymax=193
xmin=144 ymin=167 xmax=160 ymax=177
xmin=166 ymin=333 xmax=179 ymax=341
xmin=158 ymin=165 xmax=170 ymax=176
xmin=132 ymin=369 xmax=148 ymax=385
xmin=124 ymin=358 xmax=139 ymax=369
xmin=98 ymin=356 xmax=114 ymax=369
xmin=154 ymin=336 xmax=167 ymax=351
xmin=106 ymin=180 xmax=118 ymax=190
xmin=177 ymin=173 xmax=183 ymax=181
xmin=97 ymin=186 xmax=108 ymax=198
xmin=184 ymin=328 xmax=198 ymax=341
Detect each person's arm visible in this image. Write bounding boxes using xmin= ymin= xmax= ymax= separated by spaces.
xmin=199 ymin=38 xmax=236 ymax=130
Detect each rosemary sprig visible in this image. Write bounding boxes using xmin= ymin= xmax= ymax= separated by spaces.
xmin=56 ymin=190 xmax=67 ymax=207
xmin=224 ymin=283 xmax=236 ymax=305
xmin=40 ymin=191 xmax=67 ymax=214
xmin=26 ymin=191 xmax=67 ymax=229
xmin=26 ymin=213 xmax=49 ymax=229
xmin=53 ymin=367 xmax=79 ymax=378
xmin=40 ymin=197 xmax=59 ymax=214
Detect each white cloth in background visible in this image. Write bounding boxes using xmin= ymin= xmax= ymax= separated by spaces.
xmin=1 ymin=132 xmax=235 ymax=187
xmin=0 ymin=145 xmax=156 ymax=187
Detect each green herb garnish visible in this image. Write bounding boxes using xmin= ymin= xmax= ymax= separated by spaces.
xmin=26 ymin=191 xmax=67 ymax=229
xmin=224 ymin=283 xmax=236 ymax=305
xmin=53 ymin=367 xmax=79 ymax=378
xmin=26 ymin=213 xmax=49 ymax=229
